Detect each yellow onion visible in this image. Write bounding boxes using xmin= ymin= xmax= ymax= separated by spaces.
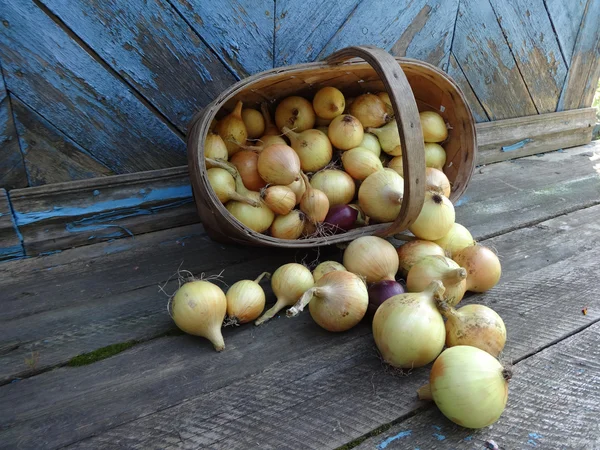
xmin=287 ymin=177 xmax=306 ymax=205
xmin=328 ymin=114 xmax=364 ymax=150
xmin=341 ymin=147 xmax=384 ymax=181
xmin=373 ymin=281 xmax=446 ymax=368
xmin=257 ymin=144 xmax=301 ymax=185
xmin=312 ymin=86 xmax=345 ymax=120
xmin=316 ymin=125 xmax=330 ymax=136
xmin=426 ymin=167 xmax=451 ymax=197
xmin=241 ymin=108 xmax=265 ymax=139
xmin=437 ymin=302 xmax=507 ymax=357
xmin=207 ymin=167 xmax=258 ymax=206
xmin=376 ymin=91 xmax=394 ymax=115
xmin=275 ymin=96 xmax=315 ymax=132
xmin=420 ymin=111 xmax=448 ymax=143
xmin=453 ymin=244 xmax=502 ymax=292
xmin=283 ymin=126 xmax=332 ymax=172
xmin=240 ymin=135 xmax=288 ymax=152
xmin=366 ymin=121 xmax=400 ymax=155
xmin=310 ymin=169 xmax=355 ymax=206
xmin=409 ymin=191 xmax=455 ymax=240
xmin=312 ymin=261 xmax=346 ymax=282
xmin=418 ymin=346 xmax=511 ymax=428
xmin=358 ymin=169 xmax=404 ymax=223
xmin=255 ymin=263 xmax=314 ymax=325
xmin=261 ymin=185 xmax=296 ymax=215
xmin=260 ymin=102 xmax=280 ymax=136
xmin=300 ymin=172 xmax=329 ymax=224
xmin=406 ymin=255 xmax=467 ymax=306
xmin=204 ymin=132 xmax=229 ymax=168
xmin=270 ymin=210 xmax=305 ymax=240
xmin=226 ymin=272 xmax=269 ymax=324
xmin=170 ymin=280 xmax=226 ymax=351
xmin=343 ymin=236 xmax=399 ymax=283
xmin=425 ymin=143 xmax=447 ymax=169
xmin=287 ymin=270 xmax=368 ymax=332
xmin=387 ymin=155 xmax=404 ymax=176
xmin=229 ymin=150 xmax=267 ymax=191
xmin=396 ymin=240 xmax=446 ymax=277
xmin=360 ymin=133 xmax=382 ymax=157
xmin=349 ymin=93 xmax=390 ymax=128
xmin=217 ymin=100 xmax=247 ymax=156
xmin=226 ymin=191 xmax=274 ymax=233
xmin=434 ymin=223 xmax=474 ymax=258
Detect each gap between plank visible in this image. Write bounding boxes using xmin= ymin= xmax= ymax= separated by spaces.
xmin=4 ymin=191 xmax=25 ymax=257
xmin=315 ymin=0 xmax=365 ymax=60
xmin=451 ymin=52 xmax=492 ymax=121
xmin=541 ymin=0 xmax=570 ymax=70
xmin=444 ymin=0 xmax=461 ymax=73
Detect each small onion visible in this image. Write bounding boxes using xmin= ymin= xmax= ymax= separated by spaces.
xmin=406 ymin=255 xmax=467 ymax=306
xmin=217 ymin=100 xmax=247 ymax=156
xmin=387 ymin=155 xmax=403 ymax=176
xmin=323 ymin=204 xmax=359 ymax=232
xmin=275 ymin=96 xmax=316 ymax=132
xmin=260 ymin=102 xmax=280 ymax=136
xmin=328 ymin=114 xmax=364 ymax=150
xmin=424 ymin=143 xmax=447 ymax=169
xmin=343 ymin=236 xmax=399 ymax=283
xmin=229 ymin=150 xmax=267 ymax=191
xmin=226 ymin=191 xmax=274 ymax=233
xmin=453 ymin=244 xmax=502 ymax=292
xmin=426 ymin=167 xmax=451 ymax=197
xmin=434 ymin=223 xmax=474 ymax=258
xmin=373 ymin=281 xmax=446 ymax=368
xmin=312 ymin=261 xmax=346 ymax=283
xmin=283 ymin=126 xmax=332 ymax=172
xmin=310 ymin=169 xmax=355 ymax=206
xmin=367 ymin=280 xmax=405 ymax=317
xmin=420 ymin=111 xmax=448 ymax=143
xmin=287 ymin=271 xmax=368 ymax=332
xmin=437 ymin=302 xmax=507 ymax=357
xmin=360 ymin=133 xmax=382 ymax=157
xmin=409 ymin=191 xmax=455 ymax=240
xmin=241 ymin=108 xmax=265 ymax=139
xmin=341 ymin=147 xmax=384 ymax=181
xmin=358 ymin=169 xmax=404 ymax=223
xmin=226 ymin=272 xmax=269 ymax=324
xmin=287 ymin=178 xmax=306 ymax=205
xmin=257 ymin=144 xmax=301 ymax=185
xmin=313 ymin=86 xmax=345 ymax=120
xmin=397 ymin=240 xmax=446 ymax=277
xmin=270 ymin=210 xmax=305 ymax=240
xmin=418 ymin=346 xmax=511 ymax=429
xmin=349 ymin=93 xmax=390 ymax=128
xmin=300 ymin=172 xmax=329 ymax=224
xmin=261 ymin=185 xmax=296 ymax=215
xmin=204 ymin=132 xmax=229 ymax=168
xmin=255 ymin=263 xmax=314 ymax=325
xmin=366 ymin=121 xmax=400 ymax=155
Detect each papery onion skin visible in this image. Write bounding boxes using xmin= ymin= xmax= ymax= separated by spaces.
xmin=328 ymin=114 xmax=364 ymax=150
xmin=367 ymin=280 xmax=405 ymax=317
xmin=283 ymin=127 xmax=332 ymax=172
xmin=366 ymin=121 xmax=400 ymax=155
xmin=453 ymin=245 xmax=502 ymax=292
xmin=275 ymin=96 xmax=316 ymax=132
xmin=262 ymin=185 xmax=296 ymax=215
xmin=360 ymin=133 xmax=382 ymax=157
xmin=406 ymin=255 xmax=467 ymax=306
xmin=204 ymin=133 xmax=229 ymax=168
xmin=387 ymin=155 xmax=404 ymax=176
xmin=313 ymin=86 xmax=345 ymax=120
xmin=300 ymin=173 xmax=330 ymax=224
xmin=226 ymin=191 xmax=274 ymax=233
xmin=434 ymin=223 xmax=474 ymax=258
xmin=257 ymin=144 xmax=301 ymax=185
xmin=207 ymin=168 xmax=258 ymax=206
xmin=226 ymin=272 xmax=269 ymax=324
xmin=426 ymin=167 xmax=451 ymax=197
xmin=409 ymin=191 xmax=455 ymax=241
xmin=270 ymin=210 xmax=305 ymax=240
xmin=313 ymin=261 xmax=346 ymax=282
xmin=241 ymin=108 xmax=265 ymax=139
xmin=397 ymin=240 xmax=446 ymax=277
xmin=424 ymin=143 xmax=447 ymax=169
xmin=310 ymin=169 xmax=356 ymax=206
xmin=341 ymin=147 xmax=384 ymax=181
xmin=420 ymin=111 xmax=448 ymax=143
xmin=323 ymin=204 xmax=359 ymax=232
xmin=230 ymin=150 xmax=267 ymax=191
xmin=349 ymin=93 xmax=390 ymax=128
xmin=343 ymin=236 xmax=399 ymax=283
xmin=217 ymin=101 xmax=248 ymax=156
xmin=358 ymin=169 xmax=404 ymax=223
xmin=287 ymin=178 xmax=306 ymax=205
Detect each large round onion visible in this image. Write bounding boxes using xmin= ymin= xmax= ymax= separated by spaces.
xmin=420 ymin=111 xmax=448 ymax=143
xmin=343 ymin=236 xmax=399 ymax=283
xmin=396 ymin=240 xmax=446 ymax=278
xmin=275 ymin=96 xmax=316 ymax=132
xmin=409 ymin=191 xmax=455 ymax=241
xmin=453 ymin=244 xmax=502 ymax=292
xmin=310 ymin=169 xmax=355 ymax=206
xmin=358 ymin=169 xmax=404 ymax=223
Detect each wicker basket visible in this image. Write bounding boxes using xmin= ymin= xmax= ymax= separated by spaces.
xmin=187 ymin=46 xmax=476 ymax=247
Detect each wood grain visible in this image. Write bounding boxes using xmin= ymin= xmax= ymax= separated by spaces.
xmin=0 ymin=188 xmax=23 ymax=261
xmin=0 ymin=1 xmax=186 ymax=175
xmin=40 ymin=0 xmax=237 ymax=132
xmin=558 ymin=0 xmax=600 ymax=110
xmin=11 ymin=96 xmax=113 ymax=186
xmin=545 ymin=0 xmax=587 ymax=65
xmin=476 ymin=107 xmax=596 ymax=164
xmin=452 ymin=0 xmax=538 ymax=120
xmin=168 ymin=0 xmax=274 ymax=79
xmin=0 ymin=93 xmax=27 ymax=189
xmin=490 ymin=0 xmax=568 ymax=113
xmin=447 ymin=53 xmax=489 ymax=122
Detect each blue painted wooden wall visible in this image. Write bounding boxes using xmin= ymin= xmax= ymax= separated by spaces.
xmin=0 ymin=0 xmax=598 ymax=190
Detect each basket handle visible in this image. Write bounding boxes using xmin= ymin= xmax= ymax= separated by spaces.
xmin=326 ymin=46 xmax=425 ymax=236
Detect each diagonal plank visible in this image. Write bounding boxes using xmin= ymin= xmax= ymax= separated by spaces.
xmin=447 ymin=53 xmax=489 ymax=123
xmin=0 ymin=188 xmax=23 ymax=261
xmin=0 ymin=92 xmax=28 ymax=190
xmin=356 ymin=322 xmax=600 ymax=449
xmin=2 ymin=200 xmax=600 ymax=448
xmin=545 ymin=0 xmax=587 ymax=65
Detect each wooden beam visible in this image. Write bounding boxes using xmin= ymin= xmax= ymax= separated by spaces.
xmin=0 ymin=188 xmax=23 ymax=261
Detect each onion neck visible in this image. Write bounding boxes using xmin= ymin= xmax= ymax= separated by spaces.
xmin=300 ymin=172 xmax=312 ymax=196
xmin=286 ymin=288 xmax=317 ymax=317
xmin=281 ymin=126 xmax=299 ymax=144
xmin=255 ymin=298 xmax=288 ymax=326
xmin=232 ymin=100 xmax=243 ymax=119
xmin=417 ymin=383 xmax=433 ymax=401
xmin=228 ymin=191 xmax=259 ymax=207
xmin=206 ymin=327 xmax=225 ymax=352
xmin=254 ymin=272 xmax=270 ymax=284
xmin=435 ymin=299 xmax=458 ymax=319
xmin=383 ymin=187 xmax=403 ymax=205
xmin=261 ymin=102 xmax=277 ymax=132
xmin=442 ymin=268 xmax=467 ymax=285
xmin=424 ymin=280 xmax=445 ymax=299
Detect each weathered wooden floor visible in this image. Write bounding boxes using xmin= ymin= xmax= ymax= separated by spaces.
xmin=0 ymin=142 xmax=599 ymax=450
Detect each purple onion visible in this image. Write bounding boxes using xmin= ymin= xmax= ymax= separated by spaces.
xmin=367 ymin=280 xmax=406 ymax=317
xmin=323 ymin=204 xmax=359 ymax=233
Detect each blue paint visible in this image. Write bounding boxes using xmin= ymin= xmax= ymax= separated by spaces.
xmin=527 ymin=439 xmax=538 ymax=446
xmin=464 ymin=435 xmax=473 ymax=441
xmin=0 ymin=245 xmax=24 ymax=258
xmin=545 ymin=0 xmax=587 ymax=64
xmin=39 ymin=249 xmax=62 ymax=256
xmin=502 ymin=139 xmax=533 ymax=152
xmin=93 ymin=190 xmax=100 ymax=196
xmin=139 ymin=188 xmax=146 ymax=195
xmin=0 ymin=92 xmax=28 ymax=187
xmin=104 ymin=243 xmax=133 ymax=255
xmin=455 ymin=195 xmax=469 ymax=207
xmin=378 ymin=430 xmax=412 ymax=449
xmin=432 ymin=433 xmax=446 ymax=441
xmin=529 ymin=433 xmax=543 ymax=440
xmin=432 ymin=425 xmax=441 ymax=431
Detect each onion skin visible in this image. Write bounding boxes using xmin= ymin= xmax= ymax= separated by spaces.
xmin=226 ymin=272 xmax=269 ymax=324
xmin=367 ymin=280 xmax=405 ymax=317
xmin=300 ymin=173 xmax=329 ymax=224
xmin=313 ymin=261 xmax=346 ymax=282
xmin=313 ymin=86 xmax=345 ymax=120
xmin=343 ymin=236 xmax=399 ymax=283
xmin=453 ymin=245 xmax=502 ymax=292
xmin=323 ymin=204 xmax=359 ymax=232
xmin=204 ymin=133 xmax=229 ymax=168
xmin=217 ymin=101 xmax=248 ymax=156
xmin=226 ymin=191 xmax=274 ymax=233
xmin=283 ymin=126 xmax=332 ymax=172
xmin=397 ymin=240 xmax=446 ymax=277
xmin=230 ymin=150 xmax=267 ymax=191
xmin=424 ymin=143 xmax=447 ymax=169
xmin=270 ymin=210 xmax=305 ymax=240
xmin=420 ymin=111 xmax=448 ymax=143
xmin=207 ymin=168 xmax=259 ymax=206
xmin=438 ymin=302 xmax=507 ymax=357
xmin=426 ymin=167 xmax=451 ymax=197
xmin=360 ymin=133 xmax=382 ymax=157
xmin=310 ymin=169 xmax=356 ymax=206
xmin=257 ymin=144 xmax=301 ymax=185
xmin=328 ymin=114 xmax=364 ymax=150
xmin=434 ymin=223 xmax=474 ymax=258
xmin=387 ymin=155 xmax=403 ymax=176
xmin=407 ymin=255 xmax=467 ymax=306
xmin=366 ymin=121 xmax=400 ymax=155
xmin=409 ymin=191 xmax=455 ymax=241
xmin=421 ymin=345 xmax=510 ymax=429
xmin=241 ymin=108 xmax=265 ymax=139
xmin=262 ymin=185 xmax=296 ymax=215
xmin=287 ymin=178 xmax=306 ymax=205
xmin=341 ymin=147 xmax=384 ymax=181
xmin=358 ymin=169 xmax=404 ymax=223
xmin=349 ymin=93 xmax=390 ymax=128
xmin=275 ymin=96 xmax=316 ymax=132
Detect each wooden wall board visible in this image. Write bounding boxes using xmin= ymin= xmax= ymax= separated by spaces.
xmin=0 ymin=188 xmax=23 ymax=261
xmin=558 ymin=0 xmax=600 ymax=110
xmin=452 ymin=0 xmax=539 ymax=120
xmin=40 ymin=0 xmax=237 ymax=132
xmin=0 ymin=2 xmax=186 ymax=175
xmin=11 ymin=96 xmax=114 ymax=186
xmin=2 ymin=201 xmax=599 ymax=449
xmin=168 ymin=0 xmax=274 ymax=79
xmin=356 ymin=321 xmax=600 ymax=449
xmin=490 ymin=0 xmax=568 ymax=114
xmin=0 ymin=94 xmax=28 ymax=189
xmin=447 ymin=53 xmax=489 ymax=122
xmin=545 ymin=0 xmax=587 ymax=65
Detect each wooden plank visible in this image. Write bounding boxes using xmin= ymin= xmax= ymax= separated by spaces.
xmin=452 ymin=0 xmax=538 ymax=120
xmin=356 ymin=324 xmax=600 ymax=449
xmin=40 ymin=0 xmax=237 ymax=132
xmin=545 ymin=0 xmax=587 ymax=65
xmin=9 ymin=166 xmax=198 ymax=256
xmin=0 ymin=94 xmax=28 ymax=189
xmin=447 ymin=53 xmax=489 ymax=123
xmin=490 ymin=0 xmax=568 ymax=114
xmin=558 ymin=0 xmax=600 ymax=110
xmin=0 ymin=1 xmax=186 ymax=175
xmin=168 ymin=0 xmax=274 ymax=78
xmin=475 ymin=107 xmax=596 ymax=164
xmin=0 ymin=188 xmax=23 ymax=261
xmin=2 ymin=202 xmax=599 ymax=449
xmin=316 ymin=0 xmax=459 ymax=69
xmin=11 ymin=96 xmax=114 ymax=186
